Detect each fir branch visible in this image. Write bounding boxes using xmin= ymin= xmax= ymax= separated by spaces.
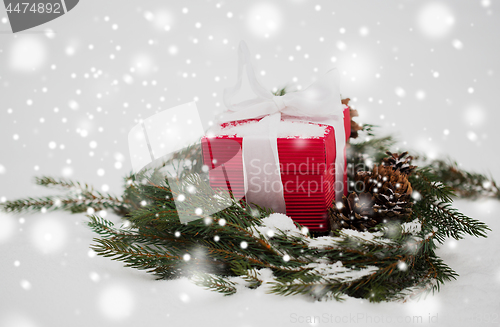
xmin=347 ymin=134 xmax=396 ymax=183
xmin=349 ymin=135 xmax=396 ymax=163
xmin=35 ymin=176 xmax=95 ymax=192
xmin=426 ymin=159 xmax=500 ymax=200
xmin=425 ymin=202 xmax=490 ymax=240
xmin=1 ymin=123 xmax=492 ymax=303
xmin=1 ymin=176 xmax=128 ymax=216
xmin=190 ymin=272 xmax=237 ymax=295
xmin=409 ymin=167 xmax=490 ymax=242
xmin=272 ymin=86 xmax=288 ymax=96
xmin=409 ymin=168 xmax=455 ymax=203
xmin=1 ymin=195 xmax=122 ymax=214
xmin=361 ymin=124 xmax=377 ymax=137
xmin=230 ymin=262 xmax=263 ymax=289
xmin=268 ymin=280 xmax=346 ymax=301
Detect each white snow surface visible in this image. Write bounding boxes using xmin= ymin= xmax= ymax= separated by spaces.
xmin=0 ymin=200 xmax=499 ymax=326
xmin=253 ymin=212 xmax=307 ymax=238
xmin=306 ymin=261 xmax=379 ymax=281
xmin=207 ymin=120 xmax=328 ymax=138
xmin=401 ymin=219 xmax=422 ymax=233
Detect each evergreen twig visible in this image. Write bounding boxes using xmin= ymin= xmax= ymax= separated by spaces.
xmin=0 ymin=125 xmax=491 ymax=303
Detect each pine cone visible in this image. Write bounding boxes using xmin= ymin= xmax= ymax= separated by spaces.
xmin=355 ymin=165 xmax=413 ymax=222
xmin=382 ymin=151 xmax=416 ymax=176
xmin=329 ymin=192 xmax=378 ymax=232
xmin=342 ymin=98 xmax=362 ymax=139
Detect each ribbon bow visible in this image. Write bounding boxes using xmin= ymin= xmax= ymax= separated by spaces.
xmin=217 ymin=41 xmax=346 ymax=213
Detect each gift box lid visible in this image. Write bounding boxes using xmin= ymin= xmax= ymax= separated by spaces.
xmin=202 ymin=119 xmax=337 ymax=175
xmin=208 ymin=118 xmax=330 ymax=139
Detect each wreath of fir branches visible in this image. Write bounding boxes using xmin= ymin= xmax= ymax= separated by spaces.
xmin=1 ymin=116 xmax=494 ymax=303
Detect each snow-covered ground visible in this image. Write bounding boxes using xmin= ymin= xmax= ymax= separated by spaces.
xmin=0 ymin=199 xmax=498 ymax=327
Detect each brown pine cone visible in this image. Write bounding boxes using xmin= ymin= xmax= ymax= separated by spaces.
xmin=382 ymin=151 xmax=416 ymax=176
xmin=355 ymin=165 xmax=413 ymax=222
xmin=329 ymin=192 xmax=378 ymax=232
xmin=342 ymin=98 xmax=363 ymax=139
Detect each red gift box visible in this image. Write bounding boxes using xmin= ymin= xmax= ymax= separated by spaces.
xmin=201 ymin=108 xmax=350 ymax=232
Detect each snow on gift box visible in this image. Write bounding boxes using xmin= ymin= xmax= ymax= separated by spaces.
xmin=201 ymin=41 xmax=350 ymax=232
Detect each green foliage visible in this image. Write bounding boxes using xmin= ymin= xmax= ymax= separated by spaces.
xmin=348 ymin=126 xmax=499 ymax=201
xmin=427 ymin=159 xmax=500 ymax=200
xmin=2 ymin=176 xmax=128 ymax=215
xmin=191 ymin=272 xmax=237 ymax=295
xmin=409 ymin=168 xmax=490 ymax=242
xmin=346 ymin=127 xmax=396 ymax=183
xmin=0 ymin=126 xmax=493 ymax=302
xmin=272 ymin=86 xmax=288 ymax=96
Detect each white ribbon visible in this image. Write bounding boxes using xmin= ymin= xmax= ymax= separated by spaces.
xmin=218 ymin=41 xmax=346 ymax=213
